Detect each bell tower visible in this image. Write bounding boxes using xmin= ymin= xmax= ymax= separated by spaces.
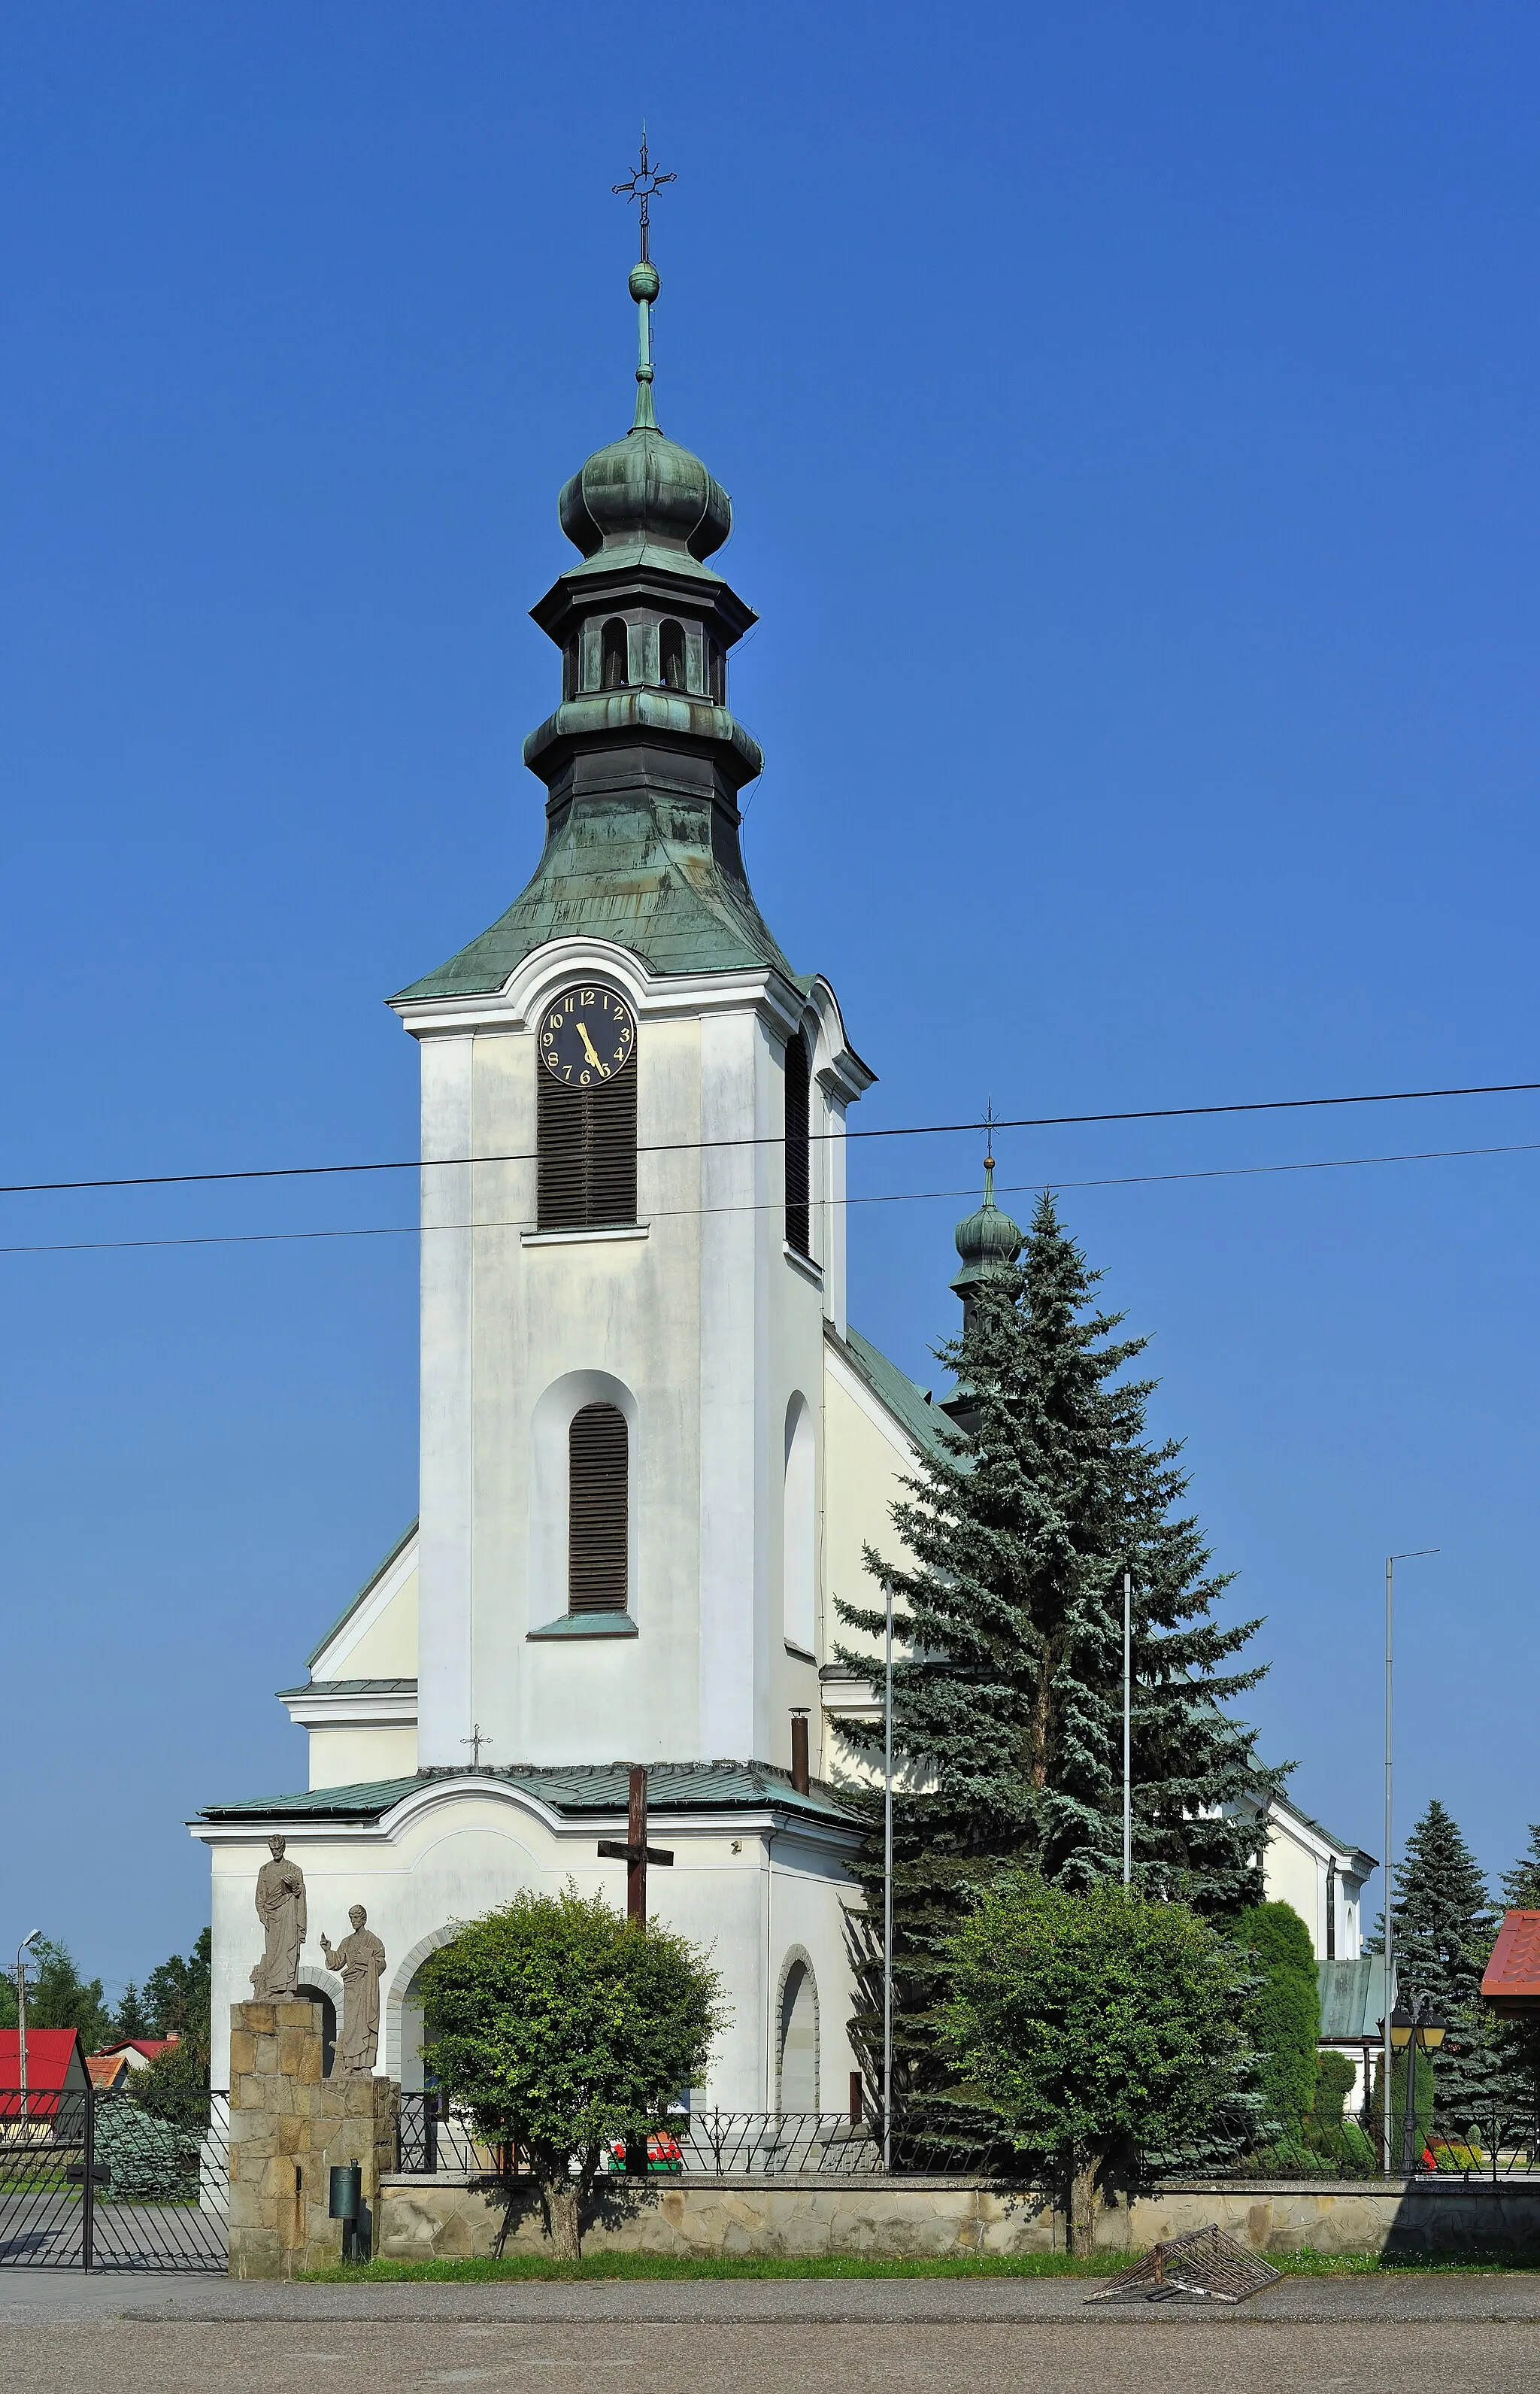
xmin=390 ymin=199 xmax=873 ymax=1777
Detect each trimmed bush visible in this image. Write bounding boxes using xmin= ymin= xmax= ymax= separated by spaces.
xmin=1235 ymin=1901 xmax=1320 ymax=2143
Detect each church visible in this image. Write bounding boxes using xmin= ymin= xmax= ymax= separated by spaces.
xmin=191 ymin=235 xmax=1376 ymax=2115
xmin=192 ymin=237 xmax=937 ymax=2116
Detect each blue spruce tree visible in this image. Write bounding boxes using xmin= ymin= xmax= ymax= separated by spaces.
xmin=834 ymin=1185 xmax=1284 ymax=2139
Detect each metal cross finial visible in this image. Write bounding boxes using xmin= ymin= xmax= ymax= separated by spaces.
xmin=461 ymin=1723 xmax=492 ymax=1767
xmin=983 ymin=1099 xmax=998 ymax=1197
xmin=612 ymin=127 xmax=676 ymax=265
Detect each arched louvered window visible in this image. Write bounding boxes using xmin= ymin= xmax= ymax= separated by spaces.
xmin=784 ymin=1030 xmax=811 ymax=1259
xmin=601 ymin=619 xmax=629 ymax=690
xmin=568 ymin=1401 xmax=628 ymax=1615
xmin=659 ymin=619 xmax=687 ymax=693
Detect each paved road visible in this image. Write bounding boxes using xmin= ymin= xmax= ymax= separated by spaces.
xmin=1 ymin=2311 xmax=1538 ymax=2394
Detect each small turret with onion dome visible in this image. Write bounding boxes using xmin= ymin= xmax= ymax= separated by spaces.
xmin=950 ymin=1149 xmax=1024 ymax=1335
xmin=942 ymin=1139 xmax=1023 ymax=1431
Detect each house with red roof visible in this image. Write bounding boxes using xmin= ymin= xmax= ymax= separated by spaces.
xmin=0 ymin=2029 xmax=89 ymax=2124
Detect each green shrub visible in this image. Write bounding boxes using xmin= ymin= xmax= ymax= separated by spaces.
xmin=1235 ymin=1901 xmax=1320 ymax=2142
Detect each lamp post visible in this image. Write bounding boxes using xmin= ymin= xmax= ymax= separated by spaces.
xmin=1122 ymin=1570 xmax=1132 ymax=1886
xmin=1382 ymin=1549 xmax=1438 ymax=2171
xmin=1388 ymin=1998 xmax=1448 ymax=2176
xmin=15 ymin=1931 xmax=41 ymax=2137
xmin=882 ymin=1576 xmax=894 ymax=2176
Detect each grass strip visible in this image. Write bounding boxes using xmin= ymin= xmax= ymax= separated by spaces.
xmin=302 ymin=2245 xmax=1540 ymax=2284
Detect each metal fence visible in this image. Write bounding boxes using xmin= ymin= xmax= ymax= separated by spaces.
xmin=1153 ymin=2090 xmax=1540 ymax=2187
xmin=0 ymin=2088 xmax=229 ymax=2271
xmin=396 ymin=2095 xmax=1008 ymax=2180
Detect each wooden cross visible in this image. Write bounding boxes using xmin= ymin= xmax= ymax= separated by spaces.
xmin=597 ymin=1765 xmax=674 ymax=1924
xmin=461 ymin=1724 xmax=492 ymax=1767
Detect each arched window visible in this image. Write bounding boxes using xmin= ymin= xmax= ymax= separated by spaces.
xmin=708 ymin=639 xmax=725 ymax=705
xmin=538 ymin=1015 xmax=638 ymax=1232
xmin=659 ymin=619 xmax=687 ymax=693
xmin=783 ymin=1395 xmax=816 ymax=1655
xmin=562 ymin=639 xmax=579 ymax=700
xmin=784 ymin=1030 xmax=811 ymax=1258
xmin=601 ymin=619 xmax=629 ymax=690
xmin=778 ymin=1956 xmax=818 ymax=2115
xmin=568 ymin=1401 xmax=629 ymax=1615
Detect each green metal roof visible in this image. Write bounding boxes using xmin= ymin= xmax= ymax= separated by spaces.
xmin=196 ymin=1759 xmax=858 ymax=1831
xmin=391 ymin=790 xmax=795 ymax=1001
xmin=833 ymin=1322 xmax=950 ymax=1462
xmin=276 ymin=1679 xmax=417 ymax=1699
xmin=1317 ymin=1956 xmax=1395 ymax=2042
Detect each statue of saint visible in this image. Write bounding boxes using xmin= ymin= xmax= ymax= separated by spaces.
xmin=320 ymin=1906 xmax=387 ymax=2076
xmin=250 ymin=1834 xmax=307 ymax=2000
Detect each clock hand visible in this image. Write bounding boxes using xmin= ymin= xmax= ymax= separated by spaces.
xmin=577 ymin=1023 xmax=604 ymax=1071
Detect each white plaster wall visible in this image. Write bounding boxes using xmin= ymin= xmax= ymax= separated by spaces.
xmin=200 ymin=1789 xmax=857 ymax=2109
xmin=417 ymin=1038 xmax=476 ymax=1767
xmin=1264 ymin=1835 xmax=1324 ymax=1955
xmin=320 ymin=1567 xmax=420 ymax=1681
xmin=307 ymin=1725 xmax=419 ymax=1789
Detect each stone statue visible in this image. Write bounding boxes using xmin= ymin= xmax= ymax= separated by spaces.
xmin=320 ymin=1906 xmax=387 ymax=2076
xmin=250 ymin=1834 xmax=307 ymax=2000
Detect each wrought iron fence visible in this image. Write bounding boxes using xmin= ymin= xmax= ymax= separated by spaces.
xmin=1154 ymin=2094 xmax=1540 ymax=2186
xmin=0 ymin=2088 xmax=229 ymax=2271
xmin=396 ymin=2095 xmax=1014 ymax=2180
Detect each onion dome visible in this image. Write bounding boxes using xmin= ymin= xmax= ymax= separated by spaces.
xmin=557 ymin=258 xmax=732 ymax=575
xmin=950 ymin=1155 xmax=1023 ymax=1305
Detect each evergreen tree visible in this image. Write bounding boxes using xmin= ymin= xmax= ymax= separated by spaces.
xmin=834 ymin=1192 xmax=1284 ymax=2132
xmin=1500 ymin=1825 xmax=1540 ymax=1912
xmin=1378 ymin=1799 xmax=1498 ymax=2113
xmin=1235 ymin=1901 xmax=1320 ymax=2144
xmin=144 ymin=1929 xmax=212 ymax=2071
xmin=111 ymin=1982 xmax=151 ymax=2041
xmin=0 ymin=1941 xmax=114 ymax=2052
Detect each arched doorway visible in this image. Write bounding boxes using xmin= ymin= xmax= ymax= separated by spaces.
xmin=294 ymin=1983 xmax=336 ymax=2079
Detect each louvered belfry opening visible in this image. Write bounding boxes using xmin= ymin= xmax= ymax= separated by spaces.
xmin=784 ymin=1030 xmax=811 ymax=1258
xmin=568 ymin=1401 xmax=629 ymax=1615
xmin=538 ymin=1058 xmax=638 ymax=1230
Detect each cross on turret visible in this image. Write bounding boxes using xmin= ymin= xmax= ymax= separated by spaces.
xmin=611 ymin=129 xmax=675 ymax=265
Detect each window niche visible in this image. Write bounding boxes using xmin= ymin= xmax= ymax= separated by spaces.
xmin=784 ymin=1030 xmax=811 ymax=1260
xmin=659 ymin=619 xmax=687 ymax=693
xmin=601 ymin=619 xmax=629 ymax=690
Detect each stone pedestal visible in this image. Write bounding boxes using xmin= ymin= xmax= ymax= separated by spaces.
xmin=227 ymin=1998 xmax=399 ymax=2280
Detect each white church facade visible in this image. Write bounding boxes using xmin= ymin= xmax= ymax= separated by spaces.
xmin=191 ymin=253 xmax=1374 ymax=2110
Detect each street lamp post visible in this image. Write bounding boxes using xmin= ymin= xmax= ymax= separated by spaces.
xmin=1122 ymin=1570 xmax=1132 ymax=1886
xmin=1388 ymin=1999 xmax=1448 ymax=2176
xmin=882 ymin=1576 xmax=894 ymax=2177
xmin=15 ymin=1931 xmax=41 ymax=2138
xmin=1382 ymin=1549 xmax=1438 ymax=2171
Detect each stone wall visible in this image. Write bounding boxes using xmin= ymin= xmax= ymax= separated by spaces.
xmin=228 ymin=1998 xmax=398 ymax=2280
xmin=377 ymin=2170 xmax=1540 ymax=2264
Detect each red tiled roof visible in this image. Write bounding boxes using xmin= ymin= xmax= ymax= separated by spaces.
xmin=0 ymin=2029 xmax=85 ymax=2117
xmin=1481 ymin=1910 xmax=1540 ymax=2013
xmin=92 ymin=2037 xmax=180 ymax=2063
xmin=86 ymin=2053 xmax=129 ymax=2090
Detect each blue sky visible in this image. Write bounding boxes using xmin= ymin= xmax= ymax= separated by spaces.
xmin=4 ymin=2 xmax=1537 ymax=1992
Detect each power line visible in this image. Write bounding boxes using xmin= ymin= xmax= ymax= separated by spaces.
xmin=2 ymin=1136 xmax=1535 ymax=1259
xmin=2 ymin=1076 xmax=1537 ymax=1201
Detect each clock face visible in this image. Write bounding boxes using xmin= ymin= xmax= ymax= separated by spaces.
xmin=538 ymin=983 xmax=637 ymax=1088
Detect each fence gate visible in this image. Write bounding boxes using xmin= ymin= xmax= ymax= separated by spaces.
xmin=0 ymin=2087 xmax=229 ymax=2272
